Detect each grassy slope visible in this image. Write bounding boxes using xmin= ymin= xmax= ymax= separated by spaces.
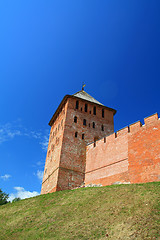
xmin=0 ymin=182 xmax=159 ymax=240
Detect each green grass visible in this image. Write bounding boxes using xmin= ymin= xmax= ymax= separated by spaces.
xmin=0 ymin=182 xmax=159 ymax=240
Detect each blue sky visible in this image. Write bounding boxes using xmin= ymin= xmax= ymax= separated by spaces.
xmin=0 ymin=0 xmax=160 ymax=200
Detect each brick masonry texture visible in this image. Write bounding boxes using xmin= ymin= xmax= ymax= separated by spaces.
xmin=41 ymin=92 xmax=160 ymax=194
xmin=85 ymin=113 xmax=160 ymax=186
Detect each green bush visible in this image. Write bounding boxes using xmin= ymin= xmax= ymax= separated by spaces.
xmin=0 ymin=188 xmax=9 ymax=205
xmin=12 ymin=197 xmax=21 ymax=203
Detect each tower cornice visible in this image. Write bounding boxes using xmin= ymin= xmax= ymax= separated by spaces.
xmin=48 ymin=94 xmax=116 ymax=126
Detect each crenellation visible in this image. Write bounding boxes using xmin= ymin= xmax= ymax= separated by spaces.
xmin=129 ymin=121 xmax=142 ymax=133
xmin=116 ymin=126 xmax=129 ymax=137
xmin=144 ymin=113 xmax=158 ymax=126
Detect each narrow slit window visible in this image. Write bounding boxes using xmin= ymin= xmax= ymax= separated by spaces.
xmin=94 ymin=136 xmax=98 ymax=147
xmin=85 ymin=104 xmax=88 ymax=112
xmin=74 ymin=116 xmax=77 ymax=123
xmin=101 ymin=125 xmax=104 ymax=131
xmin=93 ymin=122 xmax=95 ymax=128
xmin=104 ymin=137 xmax=106 ymax=143
xmin=93 ymin=106 xmax=96 ymax=115
xmin=76 ymin=100 xmax=79 ymax=109
xmin=102 ymin=109 xmax=104 ymax=118
xmin=83 ymin=119 xmax=87 ymax=126
xmin=82 ymin=134 xmax=84 ymax=139
xmin=75 ymin=132 xmax=78 ymax=138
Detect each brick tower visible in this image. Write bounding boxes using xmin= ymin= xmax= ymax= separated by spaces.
xmin=41 ymin=89 xmax=116 ymax=194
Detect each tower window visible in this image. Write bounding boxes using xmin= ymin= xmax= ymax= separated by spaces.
xmin=94 ymin=136 xmax=99 ymax=147
xmin=76 ymin=100 xmax=79 ymax=109
xmin=74 ymin=116 xmax=77 ymax=123
xmin=83 ymin=119 xmax=87 ymax=126
xmin=75 ymin=132 xmax=78 ymax=138
xmin=93 ymin=106 xmax=96 ymax=115
xmin=102 ymin=109 xmax=104 ymax=118
xmin=85 ymin=104 xmax=88 ymax=112
xmin=93 ymin=122 xmax=95 ymax=128
xmin=82 ymin=134 xmax=84 ymax=139
xmin=101 ymin=125 xmax=104 ymax=131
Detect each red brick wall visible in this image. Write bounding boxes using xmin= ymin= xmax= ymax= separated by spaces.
xmin=41 ymin=102 xmax=68 ymax=194
xmin=128 ymin=113 xmax=160 ymax=183
xmin=85 ymin=113 xmax=160 ymax=186
xmin=85 ymin=127 xmax=130 ymax=185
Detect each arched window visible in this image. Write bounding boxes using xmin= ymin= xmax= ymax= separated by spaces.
xmin=83 ymin=119 xmax=87 ymax=126
xmin=93 ymin=106 xmax=96 ymax=115
xmin=101 ymin=125 xmax=104 ymax=131
xmin=93 ymin=122 xmax=95 ymax=128
xmin=102 ymin=109 xmax=104 ymax=118
xmin=85 ymin=104 xmax=88 ymax=112
xmin=75 ymin=132 xmax=78 ymax=138
xmin=74 ymin=116 xmax=77 ymax=123
xmin=76 ymin=100 xmax=79 ymax=109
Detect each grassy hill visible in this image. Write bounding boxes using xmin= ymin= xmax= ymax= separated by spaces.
xmin=0 ymin=182 xmax=159 ymax=240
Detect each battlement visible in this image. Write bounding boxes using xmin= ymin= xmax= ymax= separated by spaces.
xmin=85 ymin=112 xmax=160 ymax=187
xmin=88 ymin=113 xmax=159 ymax=149
xmin=144 ymin=112 xmax=159 ymax=125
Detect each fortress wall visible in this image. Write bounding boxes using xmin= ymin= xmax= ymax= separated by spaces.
xmin=85 ymin=113 xmax=160 ymax=186
xmin=85 ymin=127 xmax=130 ymax=185
xmin=128 ymin=113 xmax=160 ymax=183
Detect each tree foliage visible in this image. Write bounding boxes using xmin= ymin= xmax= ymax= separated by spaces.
xmin=12 ymin=197 xmax=21 ymax=203
xmin=0 ymin=188 xmax=9 ymax=205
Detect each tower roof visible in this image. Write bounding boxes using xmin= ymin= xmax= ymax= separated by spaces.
xmin=48 ymin=90 xmax=117 ymax=126
xmin=73 ymin=90 xmax=104 ymax=106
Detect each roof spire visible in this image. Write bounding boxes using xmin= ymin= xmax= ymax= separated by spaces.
xmin=82 ymin=82 xmax=86 ymax=91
